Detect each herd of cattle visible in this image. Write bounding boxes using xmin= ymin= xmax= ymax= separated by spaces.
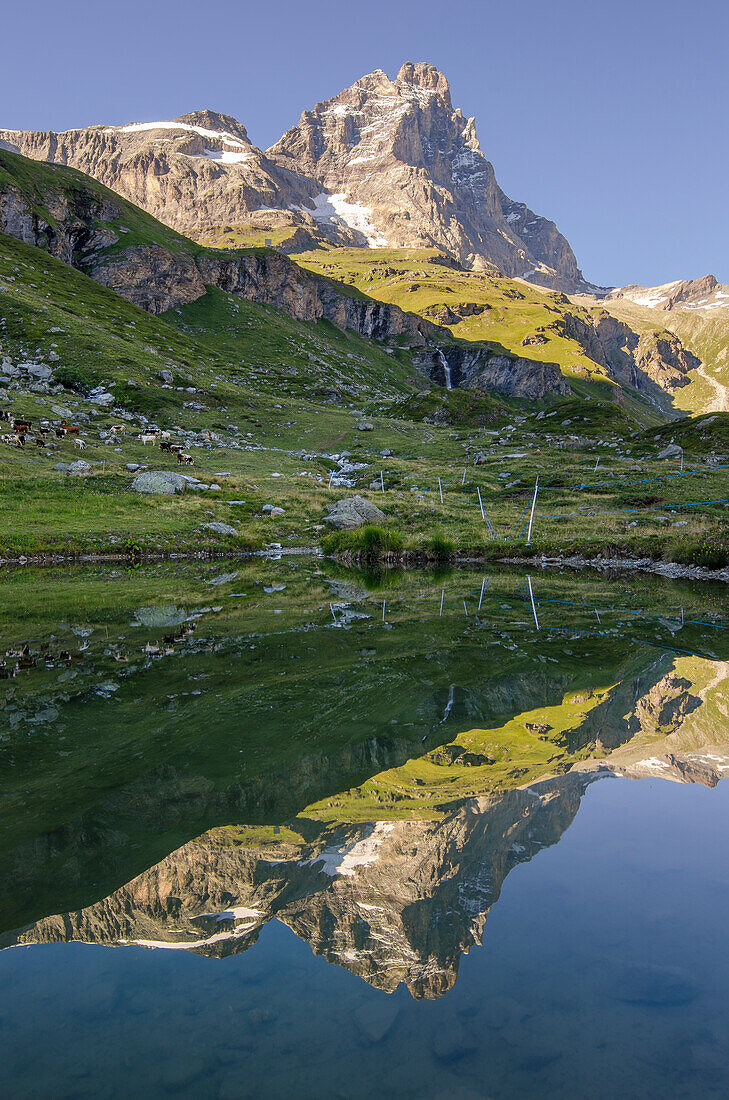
xmin=0 ymin=412 xmax=196 ymax=464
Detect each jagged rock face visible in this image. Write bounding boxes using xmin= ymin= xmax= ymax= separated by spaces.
xmin=634 ymin=331 xmax=698 ymax=391
xmin=0 ymin=180 xmax=121 ymax=265
xmin=89 ymin=244 xmax=206 ymax=313
xmin=0 ymin=110 xmax=321 ymax=239
xmin=414 ymin=345 xmax=570 ymax=399
xmin=268 ymin=63 xmax=592 ymax=291
xmin=558 ymin=309 xmax=696 ymax=394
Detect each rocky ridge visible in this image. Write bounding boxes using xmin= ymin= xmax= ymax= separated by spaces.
xmin=0 ymin=148 xmax=575 ymax=399
xmin=1 ymin=65 xmax=596 ymax=292
xmin=607 ymin=274 xmax=728 ymax=314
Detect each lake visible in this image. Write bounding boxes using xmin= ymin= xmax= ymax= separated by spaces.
xmin=1 ymin=559 xmax=728 ymax=1098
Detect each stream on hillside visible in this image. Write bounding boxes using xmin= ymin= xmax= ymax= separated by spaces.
xmin=1 ymin=559 xmax=729 ymax=1098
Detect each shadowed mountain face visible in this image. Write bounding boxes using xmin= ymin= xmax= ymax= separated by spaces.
xmin=0 ymin=64 xmax=593 ymax=291
xmin=2 ymin=560 xmax=728 ymax=999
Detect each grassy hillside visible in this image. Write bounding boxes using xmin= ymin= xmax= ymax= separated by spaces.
xmin=584 ymin=293 xmax=729 ymax=414
xmin=295 ymin=247 xmax=612 ymax=376
xmin=0 ymin=148 xmax=196 ymax=259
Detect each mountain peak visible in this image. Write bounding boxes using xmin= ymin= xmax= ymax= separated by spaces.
xmin=174 ymin=109 xmax=249 ymax=144
xmin=395 ymin=62 xmax=450 ymax=99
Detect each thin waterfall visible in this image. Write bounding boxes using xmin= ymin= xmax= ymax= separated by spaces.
xmin=437 ymin=348 xmax=452 ymax=389
xmin=439 ymin=685 xmax=456 ymax=724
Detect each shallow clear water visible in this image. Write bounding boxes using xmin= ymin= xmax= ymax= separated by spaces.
xmin=1 ymin=561 xmax=729 ymax=1098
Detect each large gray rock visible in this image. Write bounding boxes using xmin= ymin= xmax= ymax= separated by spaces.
xmin=200 ymin=522 xmax=238 ymax=536
xmin=131 ymin=470 xmax=188 ymax=494
xmin=657 ymin=443 xmax=683 ymax=460
xmin=54 ymin=459 xmax=92 ymax=476
xmin=325 ymin=495 xmax=386 ymax=530
xmin=26 ymin=363 xmax=53 ymax=380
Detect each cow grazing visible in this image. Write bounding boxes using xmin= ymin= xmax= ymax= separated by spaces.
xmin=177 ymin=452 xmax=194 ymax=465
xmin=73 ymin=438 xmax=87 ymax=450
xmin=60 ymin=420 xmax=80 ymax=435
xmin=159 ymin=439 xmax=172 ymax=452
xmin=110 ymin=424 xmax=126 ymax=436
xmin=12 ymin=419 xmax=31 ymax=433
xmin=139 ymin=433 xmax=157 ymax=445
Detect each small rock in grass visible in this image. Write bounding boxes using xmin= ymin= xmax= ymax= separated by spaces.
xmin=207 ymin=572 xmax=238 ymax=586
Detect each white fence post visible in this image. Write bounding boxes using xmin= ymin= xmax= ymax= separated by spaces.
xmin=526 ymin=477 xmax=539 ymax=544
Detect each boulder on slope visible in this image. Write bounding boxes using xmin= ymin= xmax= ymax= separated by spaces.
xmin=131 ymin=470 xmax=189 ymax=494
xmin=324 ymin=495 xmax=386 ymax=530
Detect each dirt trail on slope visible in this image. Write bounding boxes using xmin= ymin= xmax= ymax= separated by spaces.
xmin=694 ymin=363 xmax=729 ymax=412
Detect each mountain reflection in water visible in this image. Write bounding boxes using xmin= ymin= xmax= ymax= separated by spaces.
xmin=2 ymin=560 xmax=729 ymax=1005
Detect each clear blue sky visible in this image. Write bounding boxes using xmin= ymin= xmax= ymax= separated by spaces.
xmin=4 ymin=0 xmax=727 ymax=287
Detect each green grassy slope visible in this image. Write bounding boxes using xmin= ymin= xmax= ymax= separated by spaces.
xmin=295 ymin=247 xmax=611 ymax=376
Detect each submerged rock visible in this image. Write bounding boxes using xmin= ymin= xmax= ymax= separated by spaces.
xmin=134 ymin=606 xmax=188 ymax=628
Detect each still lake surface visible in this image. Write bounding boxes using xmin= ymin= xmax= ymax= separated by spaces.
xmin=1 ymin=559 xmax=728 ymax=1098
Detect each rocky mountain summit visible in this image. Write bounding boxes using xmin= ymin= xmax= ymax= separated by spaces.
xmin=608 ymin=274 xmax=729 ymax=313
xmin=1 ymin=63 xmax=595 ymax=292
xmin=269 ymin=63 xmax=593 ymax=291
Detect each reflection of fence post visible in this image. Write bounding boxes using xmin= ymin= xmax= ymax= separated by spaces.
xmin=477 ymin=486 xmax=485 ymax=521
xmin=478 ymin=577 xmax=486 ymax=610
xmin=526 ymin=575 xmax=540 ymax=630
xmin=439 ymin=589 xmax=445 ymax=617
xmin=526 ymin=477 xmax=539 ymax=544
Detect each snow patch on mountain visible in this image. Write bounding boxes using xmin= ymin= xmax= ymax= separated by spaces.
xmin=106 ymin=121 xmax=248 ymax=148
xmin=301 ymin=822 xmax=396 ymax=877
xmin=292 ymin=191 xmax=389 ymax=247
xmin=202 ymin=149 xmax=251 ymax=164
